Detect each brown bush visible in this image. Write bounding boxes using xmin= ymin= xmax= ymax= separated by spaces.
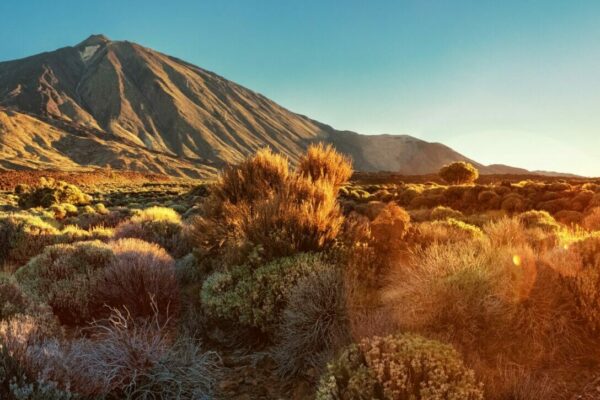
xmin=582 ymin=207 xmax=600 ymax=231
xmin=90 ymin=239 xmax=179 ymax=323
xmin=297 ymin=142 xmax=352 ymax=188
xmin=191 ymin=146 xmax=348 ymax=266
xmin=15 ymin=241 xmax=115 ymax=325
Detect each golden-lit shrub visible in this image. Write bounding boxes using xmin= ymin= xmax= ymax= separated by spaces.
xmin=58 ymin=225 xmax=114 ymax=243
xmin=192 ymin=147 xmax=347 ymax=265
xmin=238 ymin=177 xmax=344 ymax=261
xmin=214 ymin=147 xmax=290 ymax=206
xmin=430 ymin=205 xmax=464 ymax=221
xmin=316 ymin=334 xmax=483 ymax=400
xmin=15 ymin=241 xmax=114 ymax=325
xmin=115 ymin=206 xmax=190 ymax=257
xmin=273 ymin=267 xmax=350 ymax=378
xmin=517 ymin=210 xmax=560 ymax=232
xmin=369 ymin=202 xmax=410 ymax=255
xmin=385 ymin=240 xmax=534 ymax=349
xmin=582 ymin=208 xmax=600 ymax=231
xmin=298 ymin=143 xmax=352 ymax=188
xmin=561 ymin=236 xmax=600 ymax=333
xmin=90 ymin=239 xmax=179 ymax=323
xmin=439 ymin=161 xmax=479 ymax=185
xmin=16 ymin=178 xmax=91 ymax=209
xmin=413 ymin=218 xmax=483 ymax=246
xmin=201 ymin=253 xmax=330 ymax=336
xmin=0 ymin=212 xmax=60 ymax=265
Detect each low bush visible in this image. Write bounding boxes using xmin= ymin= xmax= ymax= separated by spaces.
xmin=15 ymin=241 xmax=114 ymax=325
xmin=114 ymin=206 xmax=190 ymax=257
xmin=517 ymin=210 xmax=560 ymax=232
xmin=0 ymin=212 xmax=60 ymax=265
xmin=562 ymin=236 xmax=600 ymax=333
xmin=0 ymin=274 xmax=30 ymax=320
xmin=20 ymin=310 xmax=219 ymax=398
xmin=385 ymin=240 xmax=532 ymax=349
xmin=582 ymin=207 xmax=600 ymax=231
xmin=273 ymin=267 xmax=350 ymax=378
xmin=430 ymin=205 xmax=464 ymax=221
xmin=201 ymin=253 xmax=331 ymax=336
xmin=316 ymin=333 xmax=483 ymax=400
xmin=90 ymin=238 xmax=179 ymax=323
xmin=17 ymin=178 xmax=91 ymax=209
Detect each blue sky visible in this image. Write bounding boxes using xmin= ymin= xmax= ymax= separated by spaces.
xmin=1 ymin=1 xmax=599 ymax=175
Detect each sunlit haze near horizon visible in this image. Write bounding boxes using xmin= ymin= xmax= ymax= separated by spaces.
xmin=1 ymin=0 xmax=599 ymax=175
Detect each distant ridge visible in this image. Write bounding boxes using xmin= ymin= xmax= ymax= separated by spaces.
xmin=0 ymin=34 xmax=537 ymax=177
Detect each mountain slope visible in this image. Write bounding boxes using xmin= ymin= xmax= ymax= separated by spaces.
xmin=0 ymin=34 xmax=526 ymax=176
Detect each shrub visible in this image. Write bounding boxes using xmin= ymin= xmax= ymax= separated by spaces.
xmin=114 ymin=207 xmax=190 ymax=257
xmin=239 ymin=177 xmax=344 ymax=261
xmin=501 ymin=194 xmax=526 ymax=213
xmin=15 ymin=241 xmax=114 ymax=325
xmin=273 ymin=268 xmax=350 ymax=378
xmin=0 ymin=274 xmax=30 ymax=320
xmin=414 ymin=218 xmax=483 ymax=246
xmin=21 ymin=309 xmax=219 ymax=398
xmin=562 ymin=236 xmax=600 ymax=333
xmin=517 ymin=210 xmax=560 ymax=232
xmin=213 ymin=147 xmax=290 ymax=206
xmin=298 ymin=143 xmax=352 ymax=188
xmin=191 ymin=147 xmax=348 ymax=266
xmin=582 ymin=207 xmax=600 ymax=231
xmin=90 ymin=239 xmax=179 ymax=323
xmin=201 ymin=253 xmax=330 ymax=335
xmin=439 ymin=162 xmax=479 ymax=185
xmin=316 ymin=333 xmax=483 ymax=400
xmin=385 ymin=240 xmax=532 ymax=349
xmin=0 ymin=213 xmax=60 ymax=265
xmin=17 ymin=178 xmax=91 ymax=209
xmin=430 ymin=205 xmax=464 ymax=221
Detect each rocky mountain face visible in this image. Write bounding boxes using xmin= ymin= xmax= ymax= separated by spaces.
xmin=0 ymin=34 xmax=526 ymax=177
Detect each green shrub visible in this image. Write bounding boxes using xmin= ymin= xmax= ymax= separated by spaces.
xmin=201 ymin=253 xmax=330 ymax=335
xmin=17 ymin=178 xmax=91 ymax=209
xmin=273 ymin=268 xmax=350 ymax=378
xmin=439 ymin=162 xmax=479 ymax=185
xmin=15 ymin=241 xmax=114 ymax=325
xmin=316 ymin=333 xmax=483 ymax=400
xmin=0 ymin=213 xmax=60 ymax=266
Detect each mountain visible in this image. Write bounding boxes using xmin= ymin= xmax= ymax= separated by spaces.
xmin=0 ymin=34 xmax=527 ymax=177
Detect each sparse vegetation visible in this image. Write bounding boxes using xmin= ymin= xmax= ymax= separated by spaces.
xmin=1 ymin=150 xmax=600 ymax=399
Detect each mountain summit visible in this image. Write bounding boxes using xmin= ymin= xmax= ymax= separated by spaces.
xmin=0 ymin=35 xmax=524 ymax=177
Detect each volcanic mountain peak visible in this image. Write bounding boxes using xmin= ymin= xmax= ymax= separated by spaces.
xmin=76 ymin=34 xmax=111 ymax=48
xmin=0 ymin=35 xmax=530 ymax=177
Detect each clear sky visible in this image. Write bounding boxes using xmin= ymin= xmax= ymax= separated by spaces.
xmin=1 ymin=1 xmax=599 ymax=175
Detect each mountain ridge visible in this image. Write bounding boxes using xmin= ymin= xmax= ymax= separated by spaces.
xmin=0 ymin=34 xmax=539 ymax=177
